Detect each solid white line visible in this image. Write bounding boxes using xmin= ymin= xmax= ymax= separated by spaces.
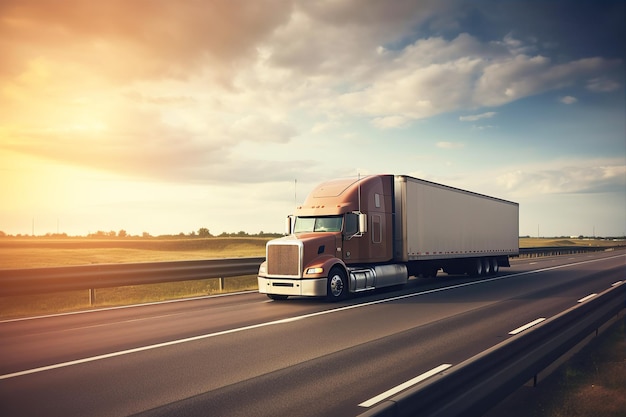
xmin=0 ymin=314 xmax=302 ymax=380
xmin=611 ymin=281 xmax=624 ymax=287
xmin=577 ymin=293 xmax=597 ymax=303
xmin=358 ymin=364 xmax=452 ymax=407
xmin=2 ymin=254 xmax=622 ymax=380
xmin=508 ymin=318 xmax=546 ymax=335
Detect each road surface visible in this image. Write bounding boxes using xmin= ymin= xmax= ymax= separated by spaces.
xmin=1 ymin=250 xmax=624 ymax=416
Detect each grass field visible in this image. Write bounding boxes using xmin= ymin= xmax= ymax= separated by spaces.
xmin=0 ymin=236 xmax=622 ymax=319
xmin=0 ymin=237 xmax=269 ymax=269
xmin=0 ymin=237 xmax=269 ymax=318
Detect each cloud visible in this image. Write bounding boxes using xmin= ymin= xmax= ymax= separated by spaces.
xmin=333 ymin=34 xmax=619 ymax=122
xmin=586 ymin=77 xmax=622 ymax=92
xmin=459 ymin=112 xmax=497 ymax=122
xmin=0 ymin=0 xmax=293 ymax=82
xmin=436 ymin=141 xmax=464 ymax=149
xmin=560 ymin=96 xmax=578 ymax=104
xmin=267 ymin=0 xmax=452 ymax=77
xmin=228 ymin=116 xmax=298 ymax=144
xmin=496 ymin=160 xmax=626 ymax=197
xmin=372 ymin=115 xmax=411 ymax=129
xmin=1 ymin=1 xmax=623 ymax=185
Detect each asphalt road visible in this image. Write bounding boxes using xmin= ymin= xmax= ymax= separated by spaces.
xmin=1 ymin=251 xmax=624 ymax=417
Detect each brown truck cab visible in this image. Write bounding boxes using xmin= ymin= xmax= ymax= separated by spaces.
xmin=258 ymin=175 xmax=405 ymax=301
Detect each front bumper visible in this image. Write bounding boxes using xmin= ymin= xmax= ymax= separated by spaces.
xmin=258 ymin=276 xmax=327 ymax=297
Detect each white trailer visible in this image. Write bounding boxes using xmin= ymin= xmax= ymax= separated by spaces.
xmin=393 ymin=176 xmax=519 ymax=276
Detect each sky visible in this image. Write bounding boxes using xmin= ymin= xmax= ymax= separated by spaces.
xmin=1 ymin=0 xmax=625 ymax=238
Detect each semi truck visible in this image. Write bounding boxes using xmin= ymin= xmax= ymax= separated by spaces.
xmin=258 ymin=174 xmax=519 ymax=301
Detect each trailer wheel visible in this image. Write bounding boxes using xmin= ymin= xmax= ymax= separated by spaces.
xmin=267 ymin=294 xmax=288 ymax=301
xmin=468 ymin=258 xmax=483 ymax=277
xmin=327 ymin=267 xmax=348 ymax=302
xmin=482 ymin=258 xmax=491 ymax=276
xmin=490 ymin=258 xmax=499 ymax=275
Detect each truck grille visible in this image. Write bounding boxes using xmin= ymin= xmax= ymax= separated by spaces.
xmin=267 ymin=244 xmax=301 ymax=277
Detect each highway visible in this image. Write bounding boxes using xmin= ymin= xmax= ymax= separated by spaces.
xmin=0 ymin=251 xmax=624 ymax=417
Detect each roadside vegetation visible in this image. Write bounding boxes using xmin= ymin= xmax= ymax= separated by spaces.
xmin=0 ymin=233 xmax=623 ymax=319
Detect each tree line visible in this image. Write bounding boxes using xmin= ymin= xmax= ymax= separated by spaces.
xmin=0 ymin=229 xmax=283 ymax=239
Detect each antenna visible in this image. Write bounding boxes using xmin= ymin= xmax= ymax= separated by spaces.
xmin=294 ymin=179 xmax=297 ymax=206
xmin=357 ymin=172 xmax=361 ymax=213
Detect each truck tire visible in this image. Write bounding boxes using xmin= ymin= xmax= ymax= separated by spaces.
xmin=490 ymin=258 xmax=499 ymax=275
xmin=468 ymin=258 xmax=483 ymax=277
xmin=482 ymin=258 xmax=491 ymax=276
xmin=327 ymin=267 xmax=348 ymax=302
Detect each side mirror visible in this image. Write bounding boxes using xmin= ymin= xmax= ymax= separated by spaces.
xmin=358 ymin=213 xmax=368 ymax=234
xmin=285 ymin=216 xmax=293 ymax=235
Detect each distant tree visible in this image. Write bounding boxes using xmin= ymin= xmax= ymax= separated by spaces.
xmin=118 ymin=229 xmax=128 ymax=238
xmin=0 ymin=231 xmax=6 ymax=237
xmin=237 ymin=231 xmax=248 ymax=236
xmin=197 ymin=227 xmax=212 ymax=238
xmin=142 ymin=232 xmax=152 ymax=238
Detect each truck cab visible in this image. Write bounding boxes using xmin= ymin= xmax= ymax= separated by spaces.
xmin=257 ymin=175 xmax=400 ymax=301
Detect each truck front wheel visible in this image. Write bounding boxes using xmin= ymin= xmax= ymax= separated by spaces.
xmin=327 ymin=267 xmax=348 ymax=302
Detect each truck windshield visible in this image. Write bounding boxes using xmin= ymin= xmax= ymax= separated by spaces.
xmin=294 ymin=216 xmax=343 ymax=233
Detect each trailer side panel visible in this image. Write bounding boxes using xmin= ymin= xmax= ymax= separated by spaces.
xmin=394 ymin=176 xmax=519 ymax=262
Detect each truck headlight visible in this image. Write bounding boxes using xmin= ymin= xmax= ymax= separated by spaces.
xmin=259 ymin=262 xmax=267 ymax=274
xmin=306 ymin=267 xmax=324 ymax=275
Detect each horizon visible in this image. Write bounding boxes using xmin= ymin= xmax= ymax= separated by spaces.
xmin=1 ymin=1 xmax=625 ymax=238
xmin=2 ymin=229 xmax=625 ymax=241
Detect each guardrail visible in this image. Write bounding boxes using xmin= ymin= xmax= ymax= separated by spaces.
xmin=358 ymin=282 xmax=625 ymax=417
xmin=0 ymin=247 xmax=622 ymax=298
xmin=0 ymin=257 xmax=265 ymax=297
xmin=516 ymin=246 xmax=616 ymax=258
